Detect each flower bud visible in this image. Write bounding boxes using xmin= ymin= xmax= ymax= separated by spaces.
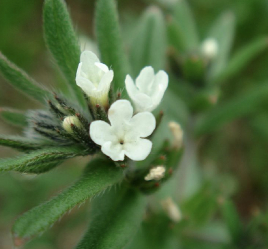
xmin=144 ymin=166 xmax=166 ymax=181
xmin=161 ymin=197 xmax=182 ymax=222
xmin=62 ymin=116 xmax=82 ymax=133
xmin=201 ymin=38 xmax=218 ymax=60
xmin=168 ymin=122 xmax=183 ymax=149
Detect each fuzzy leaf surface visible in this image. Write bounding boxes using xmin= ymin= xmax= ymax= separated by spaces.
xmin=43 ymin=0 xmax=86 ymax=108
xmin=208 ymin=12 xmax=235 ymax=80
xmin=0 ymin=135 xmax=44 ymax=152
xmin=0 ymin=146 xmax=86 ymax=173
xmin=0 ymin=52 xmax=51 ymax=104
xmin=0 ymin=108 xmax=28 ymax=127
xmin=95 ymin=0 xmax=130 ymax=91
xmin=76 ymin=186 xmax=146 ymax=249
xmin=195 ymin=82 xmax=268 ymax=136
xmin=12 ymin=158 xmax=124 ymax=241
xmin=172 ymin=0 xmax=199 ymax=51
xmin=130 ymin=6 xmax=167 ymax=77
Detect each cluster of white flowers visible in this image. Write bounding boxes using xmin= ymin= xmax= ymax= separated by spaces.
xmin=76 ymin=51 xmax=169 ymax=161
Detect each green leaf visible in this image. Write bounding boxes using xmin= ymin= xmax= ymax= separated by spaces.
xmin=130 ymin=6 xmax=167 ymax=77
xmin=76 ymin=186 xmax=146 ymax=249
xmin=172 ymin=0 xmax=199 ymax=51
xmin=95 ymin=0 xmax=130 ymax=91
xmin=0 ymin=135 xmax=44 ymax=152
xmin=195 ymin=82 xmax=268 ymax=136
xmin=125 ymin=215 xmax=178 ymax=249
xmin=0 ymin=146 xmax=86 ymax=173
xmin=213 ymin=36 xmax=268 ymax=84
xmin=12 ymin=158 xmax=123 ymax=242
xmin=0 ymin=52 xmax=52 ymax=104
xmin=43 ymin=0 xmax=86 ymax=108
xmin=0 ymin=107 xmax=28 ymax=127
xmin=207 ymin=12 xmax=235 ymax=80
xmin=221 ymin=200 xmax=243 ymax=243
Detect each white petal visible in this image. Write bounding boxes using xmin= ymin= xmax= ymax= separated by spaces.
xmin=101 ymin=141 xmax=125 ymax=161
xmin=76 ymin=76 xmax=96 ymax=97
xmin=98 ymin=70 xmax=114 ymax=93
xmin=125 ymin=75 xmax=153 ymax=112
xmin=136 ymin=66 xmax=155 ymax=94
xmin=80 ymin=51 xmax=99 ymax=65
xmin=108 ymin=100 xmax=133 ymax=127
xmin=151 ymin=70 xmax=168 ymax=108
xmin=80 ymin=51 xmax=100 ymax=79
xmin=89 ymin=120 xmax=116 ymax=145
xmin=124 ymin=138 xmax=152 ymax=161
xmin=95 ymin=62 xmax=109 ymax=73
xmin=129 ymin=112 xmax=156 ymax=137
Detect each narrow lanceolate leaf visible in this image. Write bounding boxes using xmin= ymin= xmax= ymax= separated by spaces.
xmin=43 ymin=0 xmax=86 ymax=108
xmin=95 ymin=0 xmax=130 ymax=91
xmin=172 ymin=0 xmax=199 ymax=51
xmin=130 ymin=6 xmax=167 ymax=77
xmin=12 ymin=158 xmax=123 ymax=243
xmin=76 ymin=187 xmax=146 ymax=249
xmin=195 ymin=82 xmax=268 ymax=136
xmin=0 ymin=53 xmax=51 ymax=104
xmin=0 ymin=146 xmax=86 ymax=173
xmin=0 ymin=135 xmax=44 ymax=152
xmin=213 ymin=37 xmax=268 ymax=84
xmin=208 ymin=12 xmax=235 ymax=80
xmin=0 ymin=108 xmax=28 ymax=127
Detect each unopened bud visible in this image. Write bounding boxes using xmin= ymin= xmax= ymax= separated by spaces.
xmin=201 ymin=38 xmax=218 ymax=60
xmin=145 ymin=166 xmax=166 ymax=181
xmin=161 ymin=197 xmax=182 ymax=222
xmin=168 ymin=122 xmax=183 ymax=149
xmin=62 ymin=116 xmax=82 ymax=133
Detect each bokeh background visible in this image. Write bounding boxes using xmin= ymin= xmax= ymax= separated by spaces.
xmin=1 ymin=0 xmax=268 ymax=248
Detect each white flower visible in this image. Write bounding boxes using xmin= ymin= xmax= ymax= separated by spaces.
xmin=125 ymin=66 xmax=169 ymax=112
xmin=90 ymin=100 xmax=156 ymax=161
xmin=144 ymin=166 xmax=166 ymax=181
xmin=76 ymin=51 xmax=114 ymax=106
xmin=201 ymin=38 xmax=218 ymax=60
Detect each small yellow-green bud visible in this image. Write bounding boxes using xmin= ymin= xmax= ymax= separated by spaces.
xmin=144 ymin=166 xmax=166 ymax=181
xmin=168 ymin=121 xmax=183 ymax=149
xmin=161 ymin=197 xmax=182 ymax=222
xmin=62 ymin=116 xmax=82 ymax=133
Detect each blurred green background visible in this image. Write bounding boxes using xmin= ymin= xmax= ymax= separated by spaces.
xmin=1 ymin=0 xmax=268 ymax=248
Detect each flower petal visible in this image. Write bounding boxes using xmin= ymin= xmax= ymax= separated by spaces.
xmin=101 ymin=141 xmax=125 ymax=161
xmin=98 ymin=70 xmax=114 ymax=93
xmin=151 ymin=70 xmax=168 ymax=107
xmin=125 ymin=75 xmax=153 ymax=112
xmin=76 ymin=64 xmax=97 ymax=96
xmin=136 ymin=66 xmax=155 ymax=94
xmin=124 ymin=138 xmax=152 ymax=161
xmin=95 ymin=62 xmax=109 ymax=73
xmin=89 ymin=120 xmax=116 ymax=145
xmin=129 ymin=112 xmax=156 ymax=138
xmin=108 ymin=100 xmax=133 ymax=127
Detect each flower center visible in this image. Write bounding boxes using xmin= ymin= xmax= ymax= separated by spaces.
xmin=119 ymin=139 xmax=124 ymax=145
